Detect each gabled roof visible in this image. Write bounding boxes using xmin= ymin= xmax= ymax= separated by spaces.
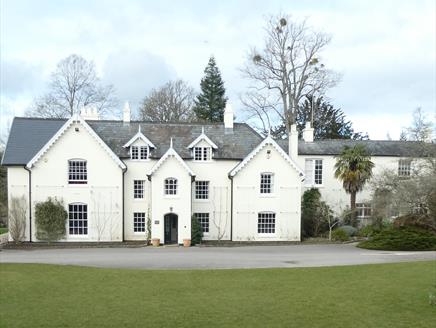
xmin=2 ymin=118 xmax=262 ymax=165
xmin=187 ymin=127 xmax=218 ymax=149
xmin=149 ymin=140 xmax=195 ymax=176
xmin=25 ymin=115 xmax=126 ymax=170
xmin=229 ymin=135 xmax=304 ymax=178
xmin=122 ymin=126 xmax=156 ymax=148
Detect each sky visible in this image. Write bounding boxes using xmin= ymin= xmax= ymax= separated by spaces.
xmin=1 ymin=0 xmax=435 ymax=140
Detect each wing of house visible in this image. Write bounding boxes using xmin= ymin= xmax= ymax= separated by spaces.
xmin=2 ymin=106 xmax=434 ymax=243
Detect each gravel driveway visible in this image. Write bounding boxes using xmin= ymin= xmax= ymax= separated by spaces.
xmin=1 ymin=243 xmax=435 ymax=270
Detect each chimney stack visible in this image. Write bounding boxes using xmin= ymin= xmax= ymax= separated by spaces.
xmin=80 ymin=105 xmax=100 ymax=120
xmin=303 ymin=122 xmax=314 ymax=142
xmin=289 ymin=124 xmax=298 ymax=160
xmin=224 ymin=103 xmax=234 ymax=129
xmin=123 ymin=101 xmax=131 ymax=123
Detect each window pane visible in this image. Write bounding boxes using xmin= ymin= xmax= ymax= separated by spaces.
xmin=134 ymin=180 xmax=144 ymax=199
xmin=260 ymin=173 xmax=273 ymax=194
xmin=68 ymin=203 xmax=88 ymax=235
xmin=195 ymin=213 xmax=209 ymax=233
xmin=68 ymin=160 xmax=87 ymax=184
xmin=195 ymin=181 xmax=209 ymax=199
xmin=164 ymin=178 xmax=178 ymax=195
xmin=134 ymin=212 xmax=146 ymax=232
xmin=257 ymin=212 xmax=276 ymax=234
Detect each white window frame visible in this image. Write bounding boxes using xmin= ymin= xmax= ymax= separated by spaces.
xmin=68 ymin=159 xmax=87 ymax=184
xmin=68 ymin=203 xmax=88 ymax=236
xmin=195 ymin=181 xmax=209 ymax=200
xmin=194 ymin=213 xmax=209 ymax=234
xmin=305 ymin=159 xmax=323 ymax=186
xmin=398 ymin=159 xmax=411 ymax=177
xmin=193 ymin=146 xmax=211 ymax=161
xmin=257 ymin=212 xmax=276 ymax=235
xmin=260 ymin=173 xmax=274 ymax=194
xmin=356 ymin=203 xmax=372 ymax=219
xmin=164 ymin=177 xmax=178 ymax=196
xmin=133 ymin=180 xmax=145 ymax=199
xmin=131 ymin=145 xmax=149 ymax=160
xmin=133 ymin=212 xmax=146 ymax=233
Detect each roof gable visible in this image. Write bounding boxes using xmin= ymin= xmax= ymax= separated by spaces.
xmin=229 ymin=135 xmax=304 ymax=178
xmin=26 ymin=115 xmax=126 ymax=170
xmin=187 ymin=127 xmax=218 ymax=149
xmin=149 ymin=140 xmax=195 ymax=176
xmin=122 ymin=126 xmax=156 ymax=148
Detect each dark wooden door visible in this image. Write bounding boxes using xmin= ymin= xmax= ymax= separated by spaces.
xmin=164 ymin=214 xmax=178 ymax=244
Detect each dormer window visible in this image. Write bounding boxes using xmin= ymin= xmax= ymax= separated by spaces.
xmin=130 ymin=145 xmax=149 ymax=160
xmin=194 ymin=147 xmax=211 ymax=161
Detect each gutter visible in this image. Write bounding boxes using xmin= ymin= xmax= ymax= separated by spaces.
xmin=24 ymin=166 xmax=32 ymax=242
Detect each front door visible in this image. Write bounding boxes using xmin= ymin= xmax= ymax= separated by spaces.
xmin=164 ymin=214 xmax=178 ymax=244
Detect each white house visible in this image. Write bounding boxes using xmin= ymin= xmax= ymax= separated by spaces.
xmin=2 ymin=104 xmax=433 ymax=243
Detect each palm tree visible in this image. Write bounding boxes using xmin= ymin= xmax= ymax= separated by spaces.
xmin=334 ymin=145 xmax=374 ymax=227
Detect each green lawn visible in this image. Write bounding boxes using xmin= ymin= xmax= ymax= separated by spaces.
xmin=1 ymin=261 xmax=435 ymax=328
xmin=0 ymin=227 xmax=7 ymax=235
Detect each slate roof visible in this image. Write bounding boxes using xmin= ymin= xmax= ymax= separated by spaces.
xmin=277 ymin=139 xmax=436 ymax=157
xmin=2 ymin=117 xmax=434 ymax=166
xmin=1 ymin=117 xmax=263 ymax=165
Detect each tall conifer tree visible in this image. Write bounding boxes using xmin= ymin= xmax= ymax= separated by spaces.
xmin=194 ymin=57 xmax=227 ymax=122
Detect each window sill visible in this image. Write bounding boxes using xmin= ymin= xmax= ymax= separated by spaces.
xmin=305 ymin=184 xmax=324 ymax=188
xmin=130 ymin=159 xmax=150 ymax=162
xmin=194 ymin=199 xmax=210 ymax=202
xmin=164 ymin=195 xmax=180 ymax=199
xmin=259 ymin=194 xmax=276 ymax=198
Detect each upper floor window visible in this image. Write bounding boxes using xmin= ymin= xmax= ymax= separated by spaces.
xmin=131 ymin=145 xmax=148 ymax=160
xmin=356 ymin=203 xmax=372 ymax=219
xmin=164 ymin=178 xmax=178 ymax=195
xmin=195 ymin=181 xmax=209 ymax=199
xmin=68 ymin=159 xmax=87 ymax=184
xmin=398 ymin=159 xmax=411 ymax=177
xmin=260 ymin=173 xmax=274 ymax=194
xmin=134 ymin=180 xmax=145 ymax=199
xmin=258 ymin=212 xmax=276 ymax=234
xmin=305 ymin=159 xmax=323 ymax=186
xmin=68 ymin=203 xmax=88 ymax=235
xmin=194 ymin=147 xmax=211 ymax=161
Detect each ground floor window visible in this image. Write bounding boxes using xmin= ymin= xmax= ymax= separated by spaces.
xmin=134 ymin=212 xmax=146 ymax=232
xmin=69 ymin=203 xmax=88 ymax=235
xmin=257 ymin=212 xmax=275 ymax=234
xmin=194 ymin=213 xmax=209 ymax=233
xmin=356 ymin=203 xmax=372 ymax=219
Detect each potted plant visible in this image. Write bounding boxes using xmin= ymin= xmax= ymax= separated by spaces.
xmin=183 ymin=238 xmax=191 ymax=247
xmin=152 ymin=238 xmax=160 ymax=247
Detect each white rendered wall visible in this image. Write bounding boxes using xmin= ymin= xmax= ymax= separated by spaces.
xmin=30 ymin=122 xmax=123 ymax=242
xmin=232 ymin=144 xmax=302 ymax=241
xmin=150 ymin=155 xmax=192 ymax=244
xmin=7 ymin=167 xmax=30 ymax=241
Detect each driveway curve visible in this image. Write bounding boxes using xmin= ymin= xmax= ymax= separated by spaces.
xmin=1 ymin=244 xmax=435 ymax=270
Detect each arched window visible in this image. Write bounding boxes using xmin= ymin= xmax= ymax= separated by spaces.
xmin=68 ymin=159 xmax=87 ymax=184
xmin=164 ymin=178 xmax=178 ymax=195
xmin=68 ymin=203 xmax=88 ymax=235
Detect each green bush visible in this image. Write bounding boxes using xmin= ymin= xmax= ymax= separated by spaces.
xmin=331 ymin=228 xmax=350 ymax=242
xmin=338 ymin=225 xmax=357 ymax=237
xmin=191 ymin=215 xmax=203 ymax=246
xmin=35 ymin=198 xmax=67 ymax=241
xmin=358 ymin=227 xmax=436 ymax=251
xmin=301 ymin=188 xmax=332 ymax=238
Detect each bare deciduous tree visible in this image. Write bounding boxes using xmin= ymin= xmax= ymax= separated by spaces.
xmin=404 ymin=107 xmax=433 ymax=142
xmin=138 ymin=79 xmax=195 ymax=122
xmin=8 ymin=196 xmax=27 ymax=242
xmin=27 ymin=54 xmax=117 ymax=118
xmin=241 ymin=14 xmax=339 ymax=133
xmin=211 ymin=186 xmax=228 ymax=242
xmin=91 ymin=190 xmax=120 ymax=241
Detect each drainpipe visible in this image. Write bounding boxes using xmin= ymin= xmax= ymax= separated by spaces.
xmin=229 ymin=175 xmax=233 ymax=241
xmin=121 ymin=160 xmax=127 ymax=242
xmin=24 ymin=166 xmax=32 ymax=242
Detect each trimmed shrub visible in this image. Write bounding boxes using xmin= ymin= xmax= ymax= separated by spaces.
xmin=331 ymin=228 xmax=349 ymax=242
xmin=358 ymin=227 xmax=436 ymax=251
xmin=35 ymin=198 xmax=67 ymax=241
xmin=338 ymin=225 xmax=357 ymax=237
xmin=393 ymin=214 xmax=436 ymax=233
xmin=301 ymin=188 xmax=331 ymax=238
xmin=191 ymin=215 xmax=203 ymax=246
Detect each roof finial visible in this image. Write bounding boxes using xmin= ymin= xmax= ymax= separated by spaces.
xmin=138 ymin=125 xmax=141 ymax=133
xmin=201 ymin=126 xmax=205 ymax=134
xmin=268 ymin=127 xmax=272 ymax=137
xmin=170 ymin=138 xmax=173 ymax=149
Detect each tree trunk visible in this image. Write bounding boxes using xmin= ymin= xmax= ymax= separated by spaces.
xmin=350 ymin=192 xmax=357 ymax=227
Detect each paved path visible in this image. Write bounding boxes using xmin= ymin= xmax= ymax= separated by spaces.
xmin=1 ymin=244 xmax=435 ymax=270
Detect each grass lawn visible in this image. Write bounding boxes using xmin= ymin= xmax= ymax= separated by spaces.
xmin=1 ymin=262 xmax=435 ymax=328
xmin=0 ymin=227 xmax=7 ymax=235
